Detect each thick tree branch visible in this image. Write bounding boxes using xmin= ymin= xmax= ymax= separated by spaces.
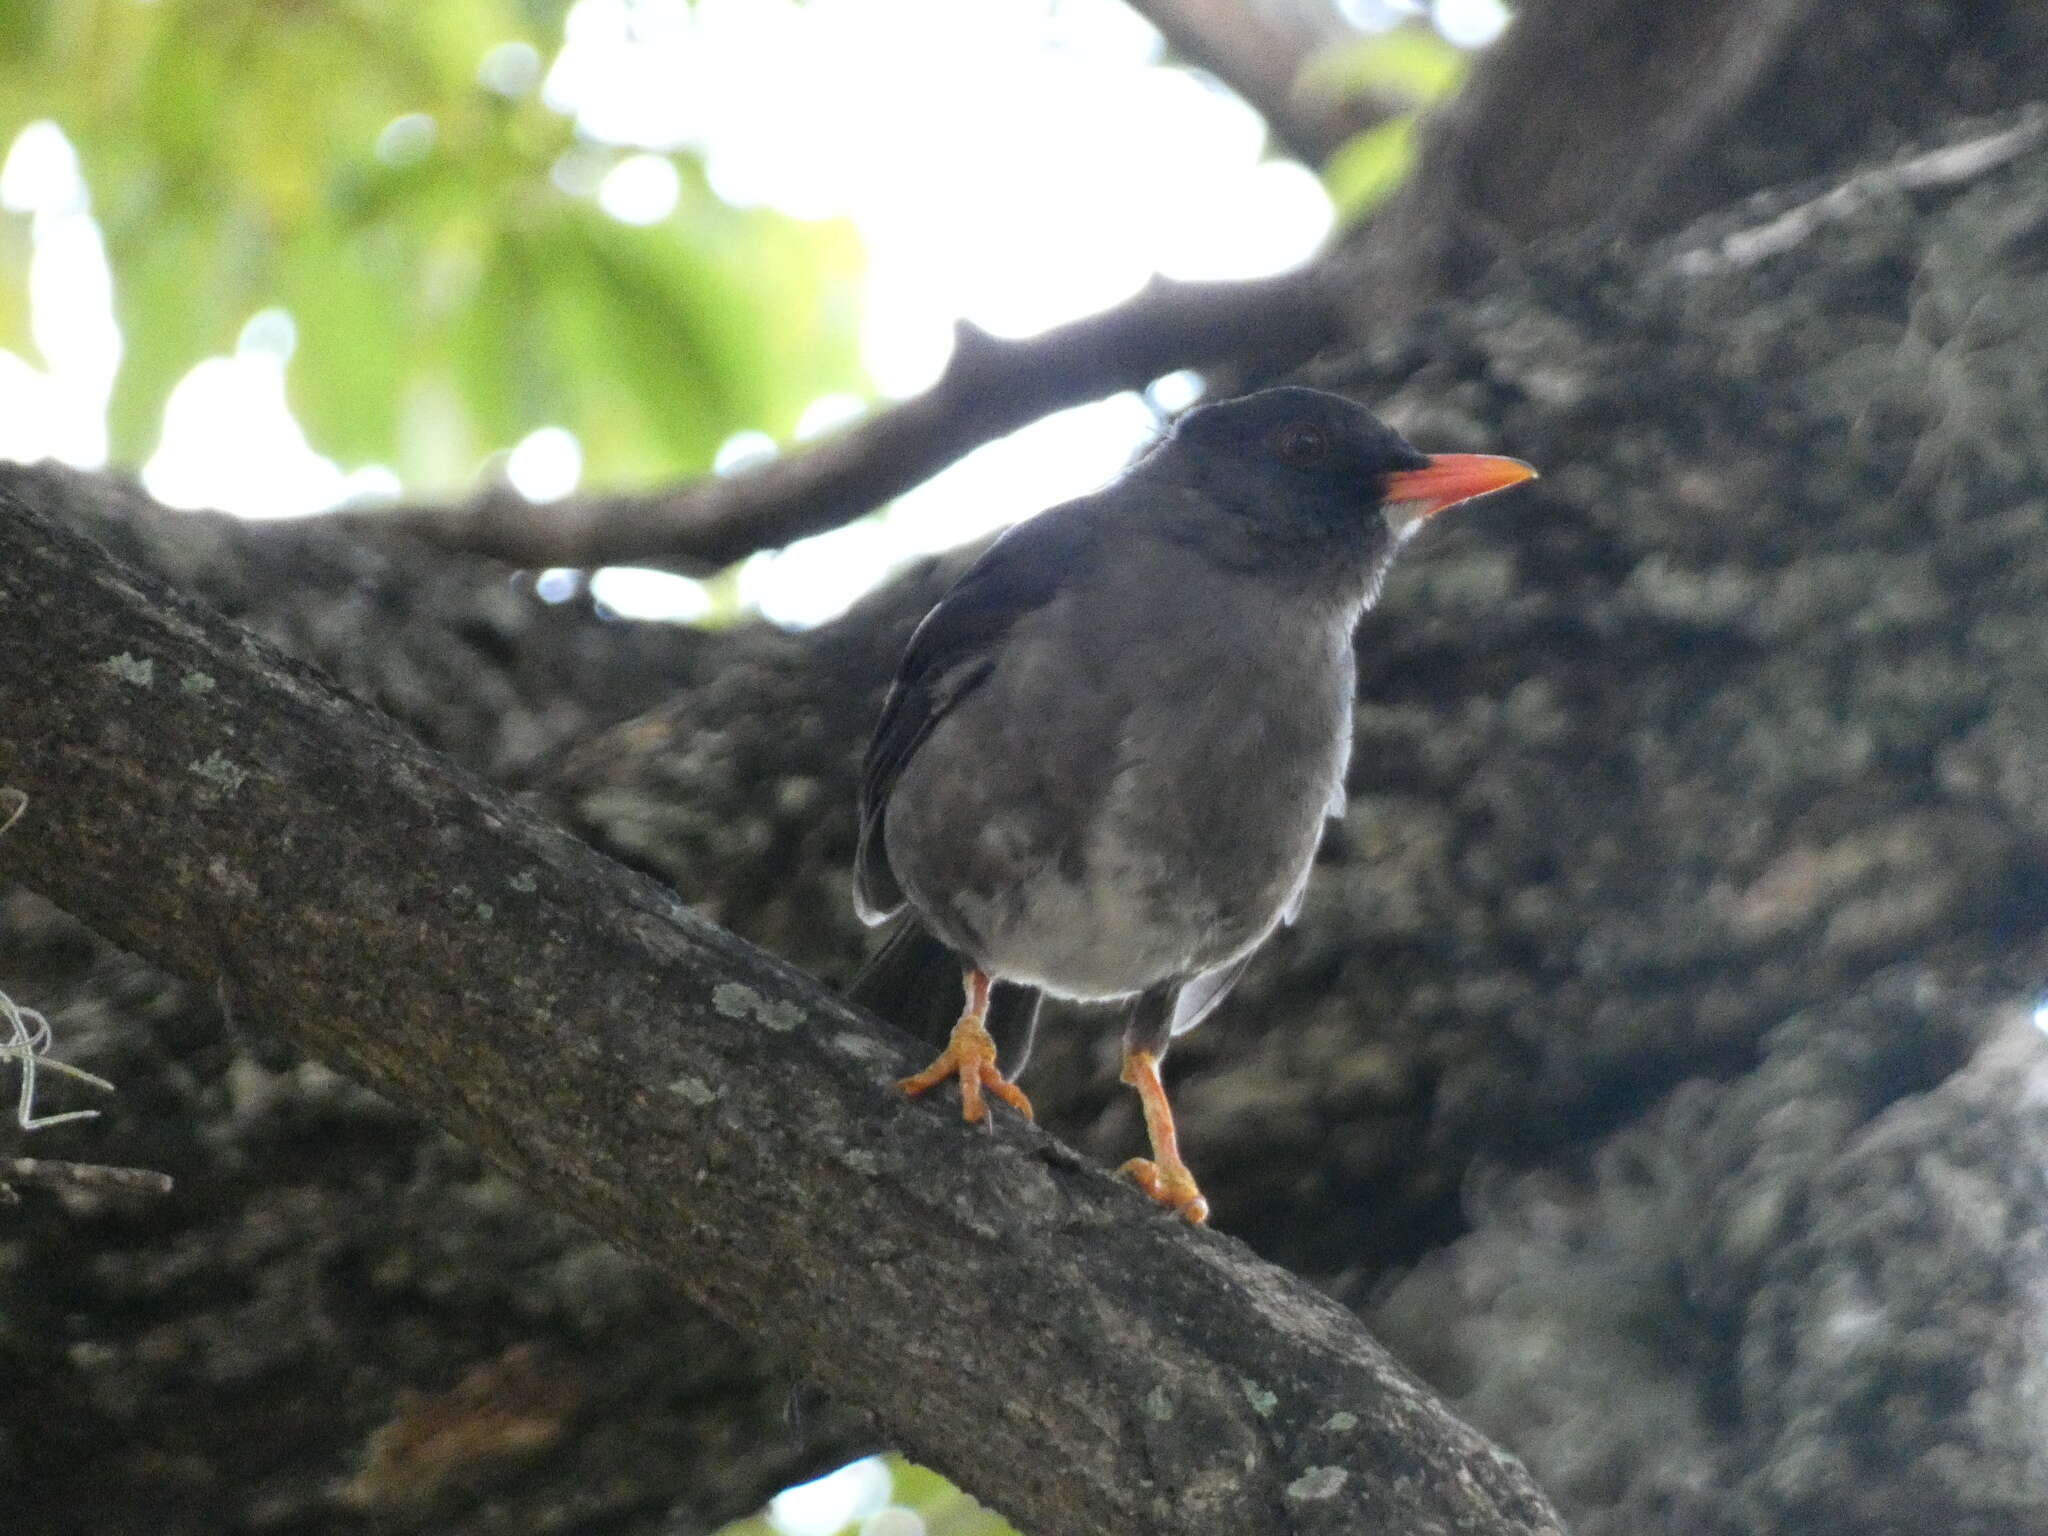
xmin=1123 ymin=0 xmax=1404 ymax=167
xmin=342 ymin=270 xmax=1343 ymax=576
xmin=1344 ymin=0 xmax=1817 ymax=316
xmin=0 ymin=492 xmax=1564 ymax=1535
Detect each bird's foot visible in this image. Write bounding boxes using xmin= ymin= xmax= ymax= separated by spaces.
xmin=900 ymin=1014 xmax=1034 ymax=1126
xmin=1119 ymin=1046 xmax=1210 ymax=1223
xmin=1119 ymin=1156 xmax=1211 ymax=1224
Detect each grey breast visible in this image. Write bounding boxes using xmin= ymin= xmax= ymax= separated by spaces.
xmin=884 ymin=534 xmax=1355 ymax=1002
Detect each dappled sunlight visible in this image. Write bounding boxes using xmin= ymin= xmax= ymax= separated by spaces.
xmin=542 ymin=0 xmax=1331 ymax=396
xmin=373 ymin=112 xmax=437 ymax=167
xmin=795 ymin=391 xmax=866 ymax=442
xmin=766 ymin=1455 xmax=892 ymax=1536
xmin=478 ymin=39 xmax=544 ymax=97
xmin=588 ymin=564 xmax=714 ymax=621
xmin=738 ymin=516 xmax=900 ymax=629
xmin=143 ymin=310 xmax=400 ymax=518
xmin=0 ymin=121 xmax=117 ymax=469
xmin=714 ymin=428 xmax=781 ymax=475
xmin=534 ymin=566 xmax=583 ymax=603
xmin=881 ymin=391 xmax=1164 ymax=554
xmin=1432 ymin=0 xmax=1512 ymax=49
xmin=735 ymin=392 xmax=1164 ymax=628
xmin=506 ymin=425 xmax=584 ymax=502
xmin=717 ymin=1452 xmax=1016 ymax=1536
xmin=0 ymin=0 xmax=1453 ymax=618
xmin=598 ymin=151 xmax=683 ymax=224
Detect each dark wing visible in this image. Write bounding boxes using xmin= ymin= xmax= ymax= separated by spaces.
xmin=853 ymin=503 xmax=1098 ymax=924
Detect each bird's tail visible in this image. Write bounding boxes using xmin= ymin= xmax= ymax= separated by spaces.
xmin=848 ymin=916 xmax=963 ymax=1045
xmin=848 ymin=916 xmax=1041 ymax=1075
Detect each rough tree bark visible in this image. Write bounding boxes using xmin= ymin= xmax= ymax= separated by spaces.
xmin=9 ymin=3 xmax=2048 ymax=1535
xmin=1347 ymin=0 xmax=2048 ymax=320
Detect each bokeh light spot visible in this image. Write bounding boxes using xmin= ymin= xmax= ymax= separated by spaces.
xmin=506 ymin=426 xmax=583 ymax=503
xmin=714 ymin=429 xmax=779 ymax=475
xmin=374 ymin=113 xmax=437 ymax=167
xmin=598 ymin=152 xmax=682 ymax=224
xmin=479 ymin=40 xmax=543 ymax=97
xmin=767 ymin=1455 xmax=893 ymax=1536
xmin=1434 ymin=0 xmax=1511 ymax=48
xmin=535 ymin=567 xmax=582 ymax=604
xmin=590 ymin=565 xmax=714 ymax=622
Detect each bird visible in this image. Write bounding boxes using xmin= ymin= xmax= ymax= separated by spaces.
xmin=849 ymin=385 xmax=1535 ymax=1223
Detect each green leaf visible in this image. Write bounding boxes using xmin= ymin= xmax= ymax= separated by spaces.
xmin=1323 ymin=114 xmax=1421 ymax=223
xmin=885 ymin=1457 xmax=1023 ymax=1535
xmin=272 ymin=217 xmax=411 ymax=463
xmin=1302 ymin=25 xmax=1469 ymax=108
xmin=103 ymin=207 xmax=250 ymax=461
xmin=0 ymin=0 xmax=868 ymax=498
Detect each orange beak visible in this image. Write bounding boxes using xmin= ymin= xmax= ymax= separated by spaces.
xmin=1382 ymin=453 xmax=1537 ymax=537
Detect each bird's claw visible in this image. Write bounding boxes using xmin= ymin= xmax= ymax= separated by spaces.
xmin=1119 ymin=1156 xmax=1210 ymax=1224
xmin=900 ymin=1016 xmax=1034 ymax=1125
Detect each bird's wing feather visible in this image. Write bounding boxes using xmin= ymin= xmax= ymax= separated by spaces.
xmin=1280 ymin=849 xmax=1318 ymax=927
xmin=1168 ymin=950 xmax=1259 ymax=1037
xmin=854 ymin=503 xmax=1099 ymax=922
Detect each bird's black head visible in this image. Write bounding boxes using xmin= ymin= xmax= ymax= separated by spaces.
xmin=1163 ymin=386 xmax=1429 ymax=520
xmin=1146 ymin=386 xmax=1535 ymax=588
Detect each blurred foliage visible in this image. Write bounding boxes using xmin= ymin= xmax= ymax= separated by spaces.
xmin=1323 ymin=114 xmax=1420 ymax=221
xmin=0 ymin=0 xmax=866 ymax=490
xmin=1303 ymin=23 xmax=1468 ymax=104
xmin=716 ymin=1455 xmax=1021 ymax=1536
xmin=1310 ymin=25 xmax=1468 ymax=221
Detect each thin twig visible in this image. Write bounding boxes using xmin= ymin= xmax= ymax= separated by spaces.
xmin=336 ymin=269 xmax=1343 ymax=576
xmin=1672 ymin=108 xmax=2048 ymax=275
xmin=0 ymin=1158 xmax=174 ymax=1205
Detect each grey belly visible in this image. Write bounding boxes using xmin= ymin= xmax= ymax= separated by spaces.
xmin=884 ymin=675 xmax=1344 ymax=1000
xmin=951 ymin=811 xmax=1318 ymax=1000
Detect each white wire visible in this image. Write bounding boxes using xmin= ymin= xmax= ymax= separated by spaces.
xmin=1 ymin=981 xmax=116 ymax=1130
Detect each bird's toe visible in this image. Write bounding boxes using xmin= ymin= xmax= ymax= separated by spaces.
xmin=899 ymin=1014 xmax=1032 ymax=1125
xmin=1119 ymin=1157 xmax=1210 ymax=1224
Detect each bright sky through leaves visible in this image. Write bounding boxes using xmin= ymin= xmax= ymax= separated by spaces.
xmin=0 ymin=0 xmax=1507 ymax=630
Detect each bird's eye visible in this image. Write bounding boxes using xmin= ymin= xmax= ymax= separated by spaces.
xmin=1274 ymin=423 xmax=1329 ymax=466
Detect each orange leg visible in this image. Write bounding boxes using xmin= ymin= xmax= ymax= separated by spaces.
xmin=1117 ymin=1047 xmax=1210 ymax=1224
xmin=898 ymin=968 xmax=1034 ymax=1124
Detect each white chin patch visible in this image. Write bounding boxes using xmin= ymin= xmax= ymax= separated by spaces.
xmin=1382 ymin=499 xmax=1434 ymax=542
